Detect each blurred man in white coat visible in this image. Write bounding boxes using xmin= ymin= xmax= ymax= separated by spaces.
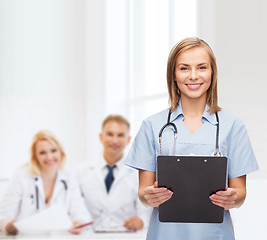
xmin=73 ymin=115 xmax=150 ymax=231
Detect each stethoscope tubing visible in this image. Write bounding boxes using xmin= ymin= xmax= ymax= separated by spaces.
xmin=159 ymin=110 xmax=177 ymax=155
xmin=158 ymin=109 xmax=220 ymax=156
xmin=34 ymin=178 xmax=68 ymax=210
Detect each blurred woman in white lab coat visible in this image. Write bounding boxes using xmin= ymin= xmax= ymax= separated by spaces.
xmin=0 ymin=130 xmax=91 ymax=235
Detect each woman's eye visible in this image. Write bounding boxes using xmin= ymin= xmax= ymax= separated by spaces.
xmin=180 ymin=67 xmax=188 ymax=71
xmin=199 ymin=66 xmax=207 ymax=70
xmin=51 ymin=149 xmax=57 ymax=153
xmin=39 ymin=151 xmax=46 ymax=155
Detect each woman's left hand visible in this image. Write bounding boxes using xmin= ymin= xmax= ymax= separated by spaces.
xmin=68 ymin=221 xmax=84 ymax=234
xmin=209 ymin=186 xmax=237 ymax=210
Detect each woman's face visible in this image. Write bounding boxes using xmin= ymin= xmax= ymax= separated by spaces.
xmin=174 ymin=47 xmax=212 ymax=102
xmin=35 ymin=140 xmax=61 ymax=172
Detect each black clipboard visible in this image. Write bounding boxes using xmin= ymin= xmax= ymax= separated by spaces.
xmin=157 ymin=155 xmax=227 ymax=223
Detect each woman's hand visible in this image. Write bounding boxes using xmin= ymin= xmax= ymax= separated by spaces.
xmin=209 ymin=186 xmax=237 ymax=210
xmin=143 ymin=181 xmax=173 ymax=208
xmin=139 ymin=170 xmax=173 ymax=207
xmin=68 ymin=221 xmax=84 ymax=234
xmin=5 ymin=220 xmax=18 ymax=235
xmin=210 ymin=175 xmax=247 ymax=210
xmin=124 ymin=216 xmax=143 ymax=231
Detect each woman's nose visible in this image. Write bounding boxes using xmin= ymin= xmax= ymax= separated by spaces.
xmin=47 ymin=152 xmax=53 ymax=159
xmin=190 ymin=69 xmax=199 ymax=80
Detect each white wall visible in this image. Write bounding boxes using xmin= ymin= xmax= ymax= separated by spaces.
xmin=84 ymin=0 xmax=106 ymax=164
xmin=0 ymin=0 xmax=106 ymax=177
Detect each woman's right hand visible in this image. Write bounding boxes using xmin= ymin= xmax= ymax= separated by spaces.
xmin=68 ymin=221 xmax=84 ymax=235
xmin=143 ymin=181 xmax=173 ymax=207
xmin=5 ymin=220 xmax=18 ymax=235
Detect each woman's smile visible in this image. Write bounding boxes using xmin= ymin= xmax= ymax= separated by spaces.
xmin=186 ymin=83 xmax=203 ymax=90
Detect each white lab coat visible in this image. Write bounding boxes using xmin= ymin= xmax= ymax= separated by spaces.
xmin=73 ymin=156 xmax=151 ymax=229
xmin=0 ymin=165 xmax=91 ymax=233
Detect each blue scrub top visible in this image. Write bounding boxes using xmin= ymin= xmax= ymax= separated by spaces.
xmin=125 ymin=103 xmax=259 ymax=240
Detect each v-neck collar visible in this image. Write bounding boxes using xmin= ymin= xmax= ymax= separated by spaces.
xmin=169 ymin=101 xmax=218 ymax=126
xmin=33 ymin=170 xmax=67 ymax=205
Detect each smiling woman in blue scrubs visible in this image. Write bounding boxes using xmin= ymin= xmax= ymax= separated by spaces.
xmin=125 ymin=37 xmax=259 ymax=240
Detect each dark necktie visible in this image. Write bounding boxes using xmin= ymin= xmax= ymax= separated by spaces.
xmin=105 ymin=165 xmax=116 ymax=193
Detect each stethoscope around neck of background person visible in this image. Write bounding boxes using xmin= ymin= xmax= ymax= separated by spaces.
xmin=158 ymin=109 xmax=223 ymax=156
xmin=33 ymin=178 xmax=68 ymax=210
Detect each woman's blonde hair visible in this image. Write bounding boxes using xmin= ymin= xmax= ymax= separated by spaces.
xmin=167 ymin=37 xmax=221 ymax=113
xmin=29 ymin=130 xmax=66 ymax=175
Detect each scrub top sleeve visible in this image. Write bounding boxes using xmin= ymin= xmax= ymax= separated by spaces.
xmin=125 ymin=120 xmax=156 ymax=172
xmin=227 ymin=119 xmax=259 ymax=179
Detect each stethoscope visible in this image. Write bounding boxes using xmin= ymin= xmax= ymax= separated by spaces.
xmin=33 ymin=178 xmax=68 ymax=210
xmin=158 ymin=109 xmax=222 ymax=156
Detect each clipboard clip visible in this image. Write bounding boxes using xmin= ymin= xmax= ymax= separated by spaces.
xmin=211 ymin=151 xmax=223 ymax=157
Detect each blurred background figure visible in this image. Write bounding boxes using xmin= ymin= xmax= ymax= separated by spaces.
xmin=0 ymin=130 xmax=91 ymax=235
xmin=73 ymin=115 xmax=151 ymax=232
